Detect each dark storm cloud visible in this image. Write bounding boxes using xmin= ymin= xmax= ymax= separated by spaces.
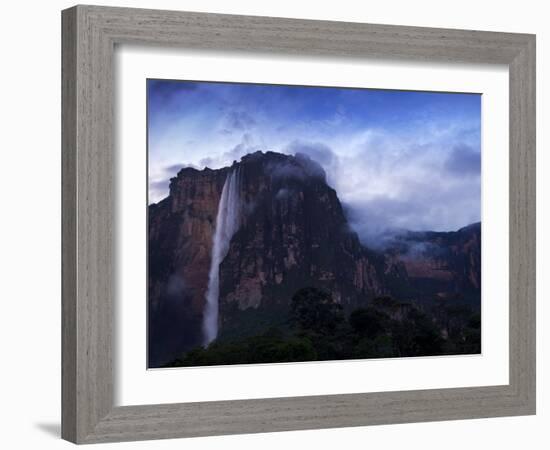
xmin=147 ymin=79 xmax=199 ymax=103
xmin=286 ymin=140 xmax=337 ymax=167
xmin=284 ymin=140 xmax=341 ymax=188
xmin=444 ymin=144 xmax=481 ymax=176
xmin=267 ymin=153 xmax=326 ymax=182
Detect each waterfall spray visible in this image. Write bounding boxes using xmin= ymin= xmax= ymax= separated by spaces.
xmin=202 ymin=168 xmax=241 ymax=346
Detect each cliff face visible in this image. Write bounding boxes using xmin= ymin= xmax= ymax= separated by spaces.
xmin=384 ymin=223 xmax=481 ymax=303
xmin=217 ymin=152 xmax=391 ymax=318
xmin=148 ymin=167 xmax=228 ymax=366
xmin=149 ymin=167 xmax=228 ymax=312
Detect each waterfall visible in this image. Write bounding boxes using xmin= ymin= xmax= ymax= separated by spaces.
xmin=202 ymin=168 xmax=241 ymax=346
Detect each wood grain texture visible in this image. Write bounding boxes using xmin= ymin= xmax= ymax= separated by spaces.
xmin=61 ymin=4 xmax=536 ymax=444
xmin=508 ymin=36 xmax=536 ymax=408
xmin=61 ymin=7 xmax=77 ymax=443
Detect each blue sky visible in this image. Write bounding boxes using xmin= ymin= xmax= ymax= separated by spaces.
xmin=148 ymin=79 xmax=481 ymax=240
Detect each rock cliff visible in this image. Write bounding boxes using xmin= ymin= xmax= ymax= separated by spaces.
xmin=148 ymin=167 xmax=229 ymax=365
xmin=218 ymin=152 xmax=392 ymax=312
xmin=383 ymin=223 xmax=481 ymax=303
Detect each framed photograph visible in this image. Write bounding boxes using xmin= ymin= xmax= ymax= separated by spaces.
xmin=62 ymin=5 xmax=536 ymax=444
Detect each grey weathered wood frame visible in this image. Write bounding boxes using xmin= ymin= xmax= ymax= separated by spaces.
xmin=61 ymin=4 xmax=536 ymax=444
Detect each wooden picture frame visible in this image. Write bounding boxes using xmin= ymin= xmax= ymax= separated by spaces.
xmin=61 ymin=5 xmax=536 ymax=444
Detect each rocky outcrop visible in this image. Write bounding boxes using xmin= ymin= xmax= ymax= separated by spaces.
xmin=217 ymin=152 xmax=391 ymax=319
xmin=384 ymin=222 xmax=481 ymax=302
xmin=148 ymin=167 xmax=228 ymax=366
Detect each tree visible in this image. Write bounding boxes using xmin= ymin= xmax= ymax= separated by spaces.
xmin=290 ymin=287 xmax=344 ymax=335
xmin=392 ymin=309 xmax=444 ymax=356
xmin=349 ymin=307 xmax=390 ymax=339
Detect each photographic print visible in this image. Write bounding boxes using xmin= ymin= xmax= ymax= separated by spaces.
xmin=147 ymin=79 xmax=481 ymax=369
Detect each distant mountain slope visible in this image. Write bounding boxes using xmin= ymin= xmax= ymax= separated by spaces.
xmin=383 ymin=222 xmax=481 ymax=304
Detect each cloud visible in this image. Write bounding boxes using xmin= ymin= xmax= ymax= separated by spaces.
xmin=225 ymin=110 xmax=256 ymax=131
xmin=322 ymin=122 xmax=480 ymax=240
xmin=267 ymin=159 xmax=306 ymax=180
xmin=285 ymin=140 xmax=337 ymax=167
xmin=284 ymin=140 xmax=342 ymax=189
xmin=147 ymin=80 xmax=199 ymax=104
xmin=444 ymin=144 xmax=481 ymax=176
xmin=164 ymin=163 xmax=186 ymax=174
xmin=147 ymin=80 xmax=481 ymax=234
xmin=198 ymin=133 xmax=262 ymax=170
xmin=148 ymin=163 xmax=200 ymax=203
xmin=275 ymin=188 xmax=290 ymax=200
xmin=226 ymin=133 xmax=260 ymax=160
xmin=344 ymin=174 xmax=480 ymax=249
xmin=149 ymin=179 xmax=171 ymax=204
xmin=267 ymin=153 xmax=326 ymax=182
xmin=199 ymin=157 xmax=215 ymax=167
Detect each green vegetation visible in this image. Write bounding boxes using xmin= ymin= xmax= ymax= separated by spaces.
xmin=165 ymin=287 xmax=481 ymax=367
